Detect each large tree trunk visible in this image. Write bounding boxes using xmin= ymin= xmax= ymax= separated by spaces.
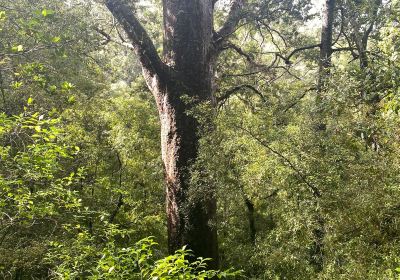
xmin=106 ymin=0 xmax=341 ymax=270
xmin=105 ymin=0 xmax=244 ymax=268
xmin=158 ymin=77 xmax=218 ymax=267
xmin=160 ymin=0 xmax=218 ymax=266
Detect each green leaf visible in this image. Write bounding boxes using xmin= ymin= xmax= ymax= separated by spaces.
xmin=11 ymin=81 xmax=23 ymax=89
xmin=52 ymin=36 xmax=61 ymax=43
xmin=41 ymin=9 xmax=55 ymax=17
xmin=27 ymin=97 xmax=33 ymax=105
xmin=61 ymin=81 xmax=74 ymax=90
xmin=0 ymin=11 xmax=6 ymax=20
xmin=11 ymin=45 xmax=24 ymax=52
xmin=49 ymin=85 xmax=57 ymax=92
xmin=68 ymin=95 xmax=76 ymax=103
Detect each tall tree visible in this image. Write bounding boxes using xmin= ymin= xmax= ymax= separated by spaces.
xmin=318 ymin=0 xmax=336 ymax=90
xmin=105 ymin=0 xmax=244 ymax=266
xmin=309 ymin=0 xmax=336 ymax=272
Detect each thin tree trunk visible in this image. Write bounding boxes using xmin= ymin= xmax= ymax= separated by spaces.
xmin=318 ymin=0 xmax=336 ymax=91
xmin=310 ymin=212 xmax=325 ymax=272
xmin=311 ymin=0 xmax=336 ymax=272
xmin=244 ymin=197 xmax=256 ymax=245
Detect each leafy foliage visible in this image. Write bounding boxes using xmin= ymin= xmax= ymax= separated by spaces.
xmin=48 ymin=229 xmax=239 ymax=280
xmin=1 ymin=0 xmax=400 ymax=279
xmin=0 ymin=110 xmax=83 ymax=277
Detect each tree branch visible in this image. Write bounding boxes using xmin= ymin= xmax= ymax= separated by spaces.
xmin=217 ymin=84 xmax=266 ymax=107
xmin=105 ymin=0 xmax=166 ymax=81
xmin=222 ymin=42 xmax=254 ymax=63
xmin=109 ymin=194 xmax=124 ymax=223
xmin=214 ymin=0 xmax=245 ymax=44
xmin=362 ymin=0 xmax=382 ymax=48
xmin=283 ymin=87 xmax=316 ymax=112
xmin=221 ymin=41 xmax=280 ymax=72
xmin=285 ymin=43 xmax=321 ymax=63
xmin=94 ymin=27 xmax=112 ymax=45
xmin=94 ymin=26 xmax=135 ymax=50
xmin=331 ymin=46 xmax=356 ymax=53
xmin=238 ymin=125 xmax=321 ymax=198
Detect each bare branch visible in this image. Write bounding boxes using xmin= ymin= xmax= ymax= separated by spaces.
xmin=109 ymin=194 xmax=124 ymax=223
xmin=214 ymin=0 xmax=245 ymax=44
xmin=332 ymin=7 xmax=345 ymax=46
xmin=94 ymin=26 xmax=135 ymax=50
xmin=362 ymin=0 xmax=382 ymax=48
xmin=217 ymin=84 xmax=266 ymax=105
xmin=285 ymin=44 xmax=321 ymax=63
xmin=219 ymin=42 xmax=279 ymax=75
xmin=94 ymin=27 xmax=112 ymax=45
xmin=342 ymin=30 xmax=359 ymax=59
xmin=105 ymin=0 xmax=166 ymax=81
xmin=109 ymin=151 xmax=124 ymax=223
xmin=331 ymin=46 xmax=356 ymax=52
xmin=222 ymin=42 xmax=254 ymax=63
xmin=258 ymin=20 xmax=288 ymax=48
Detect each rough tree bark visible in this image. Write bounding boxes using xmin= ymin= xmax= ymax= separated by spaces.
xmin=318 ymin=0 xmax=336 ymax=90
xmin=105 ymin=0 xmax=244 ymax=268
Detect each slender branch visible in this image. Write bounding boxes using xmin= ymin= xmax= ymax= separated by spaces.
xmin=331 ymin=46 xmax=356 ymax=52
xmin=94 ymin=27 xmax=112 ymax=45
xmin=217 ymin=84 xmax=266 ymax=104
xmin=258 ymin=20 xmax=288 ymax=48
xmin=283 ymin=87 xmax=316 ymax=112
xmin=362 ymin=22 xmax=374 ymax=48
xmin=220 ymin=40 xmax=320 ymax=71
xmin=332 ymin=7 xmax=344 ymax=46
xmin=222 ymin=42 xmax=254 ymax=63
xmin=94 ymin=26 xmax=135 ymax=50
xmin=220 ymin=53 xmax=280 ymax=78
xmin=342 ymin=30 xmax=359 ymax=59
xmin=238 ymin=125 xmax=321 ymax=198
xmin=219 ymin=41 xmax=280 ymax=77
xmin=285 ymin=44 xmax=321 ymax=63
xmin=362 ymin=0 xmax=382 ymax=48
